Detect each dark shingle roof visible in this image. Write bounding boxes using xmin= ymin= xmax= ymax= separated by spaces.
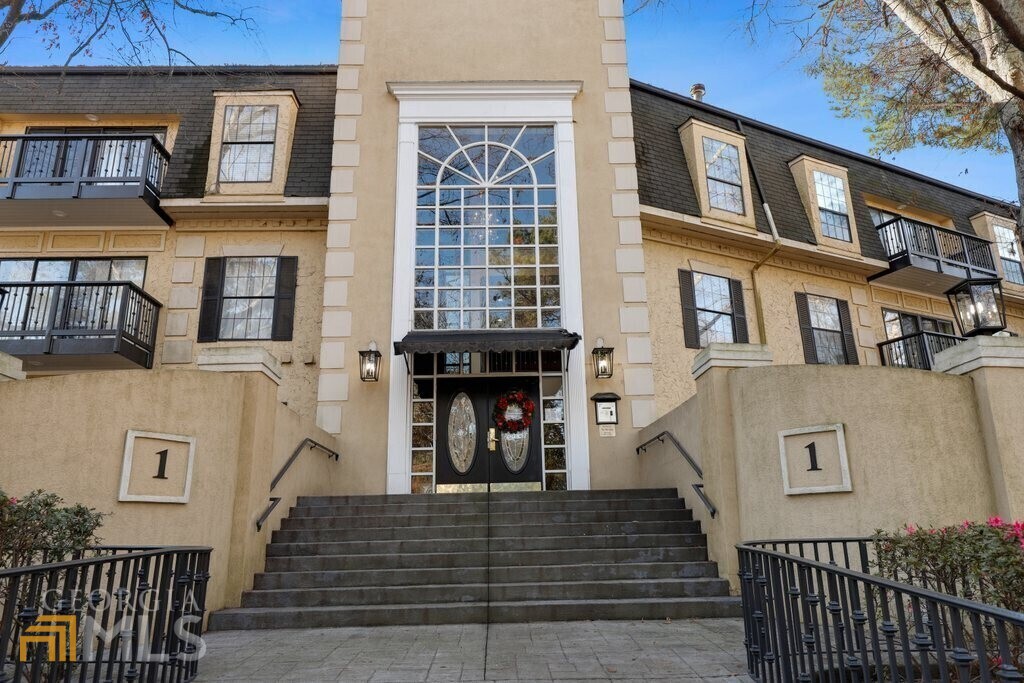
xmin=0 ymin=66 xmax=336 ymax=198
xmin=631 ymin=79 xmax=1016 ymax=260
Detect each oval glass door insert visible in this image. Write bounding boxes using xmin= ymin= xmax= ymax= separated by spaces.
xmin=447 ymin=392 xmax=477 ymax=475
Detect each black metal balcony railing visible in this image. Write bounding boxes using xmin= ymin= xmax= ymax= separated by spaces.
xmin=0 ymin=546 xmax=211 ymax=683
xmin=0 ymin=134 xmax=169 ymax=201
xmin=877 ymin=330 xmax=965 ymax=371
xmin=0 ymin=282 xmax=161 ymax=370
xmin=738 ymin=538 xmax=1024 ymax=682
xmin=874 ymin=217 xmax=998 ymax=291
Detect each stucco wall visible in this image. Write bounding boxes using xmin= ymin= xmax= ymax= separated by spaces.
xmin=0 ymin=369 xmax=346 ymax=612
xmin=637 ymin=362 xmax=997 ymax=591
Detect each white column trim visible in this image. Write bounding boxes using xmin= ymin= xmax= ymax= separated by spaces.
xmin=385 ymin=82 xmax=590 ymax=493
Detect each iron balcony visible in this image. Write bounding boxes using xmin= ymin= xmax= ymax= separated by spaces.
xmin=877 ymin=330 xmax=965 ymax=371
xmin=870 ymin=216 xmax=998 ymax=294
xmin=0 ymin=281 xmax=162 ymax=371
xmin=0 ymin=133 xmax=172 ymax=228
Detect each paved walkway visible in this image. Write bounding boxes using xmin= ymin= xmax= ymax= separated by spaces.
xmin=195 ymin=618 xmax=750 ymax=682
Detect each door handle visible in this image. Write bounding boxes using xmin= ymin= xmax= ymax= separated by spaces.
xmin=487 ymin=428 xmax=497 ymax=452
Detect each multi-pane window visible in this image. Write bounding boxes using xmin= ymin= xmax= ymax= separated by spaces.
xmin=813 ymin=171 xmax=852 ymax=241
xmin=0 ymin=258 xmax=146 ymax=286
xmin=198 ymin=256 xmax=297 ymax=342
xmin=796 ymin=293 xmax=857 ymax=365
xmin=702 ymin=137 xmax=744 ymax=214
xmin=219 ymin=105 xmax=278 ymax=183
xmin=414 ymin=125 xmax=560 ymax=331
xmin=994 ymin=224 xmax=1024 ymax=285
xmin=679 ymin=270 xmax=748 ymax=349
xmin=883 ymin=309 xmax=955 ymax=340
xmin=218 ymin=257 xmax=278 ymax=340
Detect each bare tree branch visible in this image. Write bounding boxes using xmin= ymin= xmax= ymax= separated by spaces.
xmin=973 ymin=0 xmax=1024 ymax=54
xmin=936 ymin=0 xmax=1024 ymax=100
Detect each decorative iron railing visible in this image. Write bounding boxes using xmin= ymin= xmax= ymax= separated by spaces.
xmin=875 ymin=217 xmax=998 ymax=279
xmin=738 ymin=538 xmax=1024 ymax=682
xmin=0 ymin=546 xmax=211 ymax=683
xmin=0 ymin=134 xmax=169 ymax=200
xmin=0 ymin=282 xmax=162 ymax=369
xmin=878 ymin=330 xmax=965 ymax=371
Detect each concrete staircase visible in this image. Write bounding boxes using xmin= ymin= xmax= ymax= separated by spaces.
xmin=208 ymin=488 xmax=739 ymax=630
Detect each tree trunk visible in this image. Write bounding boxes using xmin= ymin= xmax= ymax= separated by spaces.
xmin=999 ymin=98 xmax=1024 ymax=237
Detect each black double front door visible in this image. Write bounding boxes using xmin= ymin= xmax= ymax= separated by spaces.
xmin=435 ymin=377 xmax=543 ymax=487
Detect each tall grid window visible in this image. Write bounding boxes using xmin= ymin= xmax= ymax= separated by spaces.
xmin=813 ymin=170 xmax=852 ymax=241
xmin=995 ymin=224 xmax=1024 ymax=285
xmin=702 ymin=137 xmax=744 ymax=214
xmin=219 ymin=257 xmax=279 ymax=340
xmin=414 ymin=125 xmax=560 ymax=330
xmin=806 ymin=295 xmax=848 ymax=365
xmin=219 ymin=105 xmax=278 ymax=183
xmin=694 ymin=273 xmax=735 ymax=345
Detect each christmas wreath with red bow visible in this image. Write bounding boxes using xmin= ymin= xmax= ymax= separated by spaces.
xmin=493 ymin=389 xmax=535 ymax=434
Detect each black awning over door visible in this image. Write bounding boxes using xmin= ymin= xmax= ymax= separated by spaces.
xmin=393 ymin=329 xmax=581 ymax=355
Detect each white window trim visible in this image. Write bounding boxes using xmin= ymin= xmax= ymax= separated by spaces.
xmin=385 ymin=81 xmax=591 ymax=494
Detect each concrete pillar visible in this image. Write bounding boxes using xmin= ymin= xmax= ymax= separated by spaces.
xmin=0 ymin=351 xmax=25 ymax=382
xmin=934 ymin=336 xmax=1024 ymax=520
xmin=691 ymin=343 xmax=772 ymax=590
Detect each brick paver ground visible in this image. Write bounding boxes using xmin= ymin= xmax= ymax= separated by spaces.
xmin=195 ymin=618 xmax=750 ymax=682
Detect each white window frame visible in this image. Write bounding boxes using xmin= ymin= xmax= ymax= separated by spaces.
xmin=812 ymin=170 xmax=852 ymax=242
xmin=386 ymin=82 xmax=590 ymax=494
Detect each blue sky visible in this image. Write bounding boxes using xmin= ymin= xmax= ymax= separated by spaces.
xmin=1 ymin=0 xmax=1016 ymax=203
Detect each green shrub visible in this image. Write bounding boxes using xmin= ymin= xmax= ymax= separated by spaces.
xmin=0 ymin=490 xmax=105 ymax=569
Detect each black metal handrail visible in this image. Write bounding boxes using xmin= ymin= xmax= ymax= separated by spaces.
xmin=0 ymin=545 xmax=211 ymax=682
xmin=0 ymin=134 xmax=170 ymax=200
xmin=738 ymin=538 xmax=1024 ymax=682
xmin=876 ymin=216 xmax=998 ymax=277
xmin=637 ymin=430 xmax=717 ymax=518
xmin=0 ymin=281 xmax=162 ymax=368
xmin=878 ymin=330 xmax=966 ymax=371
xmin=255 ymin=438 xmax=341 ymax=532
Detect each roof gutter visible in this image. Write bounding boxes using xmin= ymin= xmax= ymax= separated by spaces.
xmin=737 ymin=119 xmax=783 ymax=346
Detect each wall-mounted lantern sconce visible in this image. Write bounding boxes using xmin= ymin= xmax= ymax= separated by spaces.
xmin=358 ymin=341 xmax=382 ymax=382
xmin=590 ymin=392 xmax=621 ymax=425
xmin=592 ymin=338 xmax=614 ymax=379
xmin=946 ymin=278 xmax=1007 ymax=337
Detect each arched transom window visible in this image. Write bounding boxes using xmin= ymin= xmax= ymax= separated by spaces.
xmin=414 ymin=125 xmax=561 ymax=330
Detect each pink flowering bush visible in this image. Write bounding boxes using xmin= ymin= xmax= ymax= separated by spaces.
xmin=874 ymin=518 xmax=1024 ymax=672
xmin=0 ymin=489 xmax=105 ymax=569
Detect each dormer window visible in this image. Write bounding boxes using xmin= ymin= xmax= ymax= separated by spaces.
xmin=813 ymin=171 xmax=851 ymax=242
xmin=206 ymin=90 xmax=299 ymax=197
xmin=219 ymin=105 xmax=278 ymax=183
xmin=994 ymin=224 xmax=1024 ymax=285
xmin=702 ymin=137 xmax=744 ymax=214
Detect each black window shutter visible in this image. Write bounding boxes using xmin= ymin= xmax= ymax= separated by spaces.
xmin=794 ymin=292 xmax=818 ymax=364
xmin=838 ymin=300 xmax=860 ymax=365
xmin=272 ymin=256 xmax=298 ymax=341
xmin=730 ymin=279 xmax=749 ymax=344
xmin=197 ymin=258 xmax=225 ymax=343
xmin=678 ymin=270 xmax=701 ymax=349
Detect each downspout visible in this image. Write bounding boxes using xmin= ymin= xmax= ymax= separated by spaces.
xmin=737 ymin=120 xmax=782 ymax=345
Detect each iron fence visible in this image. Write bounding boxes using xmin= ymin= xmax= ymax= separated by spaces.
xmin=878 ymin=331 xmax=965 ymax=371
xmin=738 ymin=538 xmax=1024 ymax=682
xmin=875 ymin=217 xmax=997 ymax=278
xmin=0 ymin=546 xmax=211 ymax=683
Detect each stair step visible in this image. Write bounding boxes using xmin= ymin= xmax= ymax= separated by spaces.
xmin=295 ymin=488 xmax=679 ymax=507
xmin=282 ymin=507 xmax=691 ymax=526
xmin=253 ymin=560 xmax=721 ymax=589
xmin=241 ymin=578 xmax=731 ymax=608
xmin=208 ymin=597 xmax=741 ymax=630
xmin=286 ymin=496 xmax=687 ymax=518
xmin=266 ymin=533 xmax=707 ymax=558
xmin=264 ymin=545 xmax=708 ymax=572
xmin=271 ymin=519 xmax=699 ymax=543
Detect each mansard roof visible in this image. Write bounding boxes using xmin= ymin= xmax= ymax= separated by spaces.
xmin=631 ymin=79 xmax=1017 ymax=261
xmin=0 ymin=65 xmax=336 ymax=199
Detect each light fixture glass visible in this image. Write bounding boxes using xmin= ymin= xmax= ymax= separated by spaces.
xmin=946 ymin=278 xmax=1007 ymax=337
xmin=591 ymin=337 xmax=614 ymax=379
xmin=358 ymin=341 xmax=382 ymax=382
